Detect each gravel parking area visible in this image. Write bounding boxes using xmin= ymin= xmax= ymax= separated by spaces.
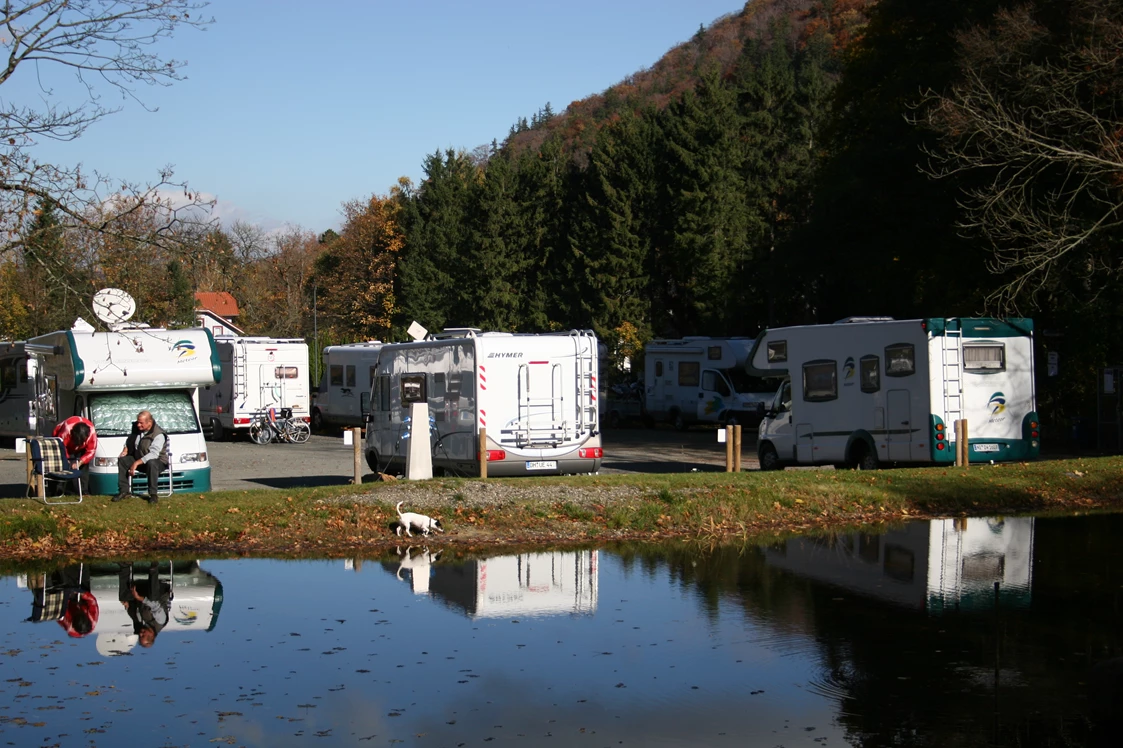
xmin=0 ymin=426 xmax=759 ymax=499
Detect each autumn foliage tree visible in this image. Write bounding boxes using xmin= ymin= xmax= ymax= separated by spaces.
xmin=314 ymin=190 xmax=405 ymax=342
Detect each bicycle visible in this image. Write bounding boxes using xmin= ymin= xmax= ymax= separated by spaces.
xmin=249 ymin=408 xmax=311 ymax=445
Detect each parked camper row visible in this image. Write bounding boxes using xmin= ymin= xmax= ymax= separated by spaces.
xmin=313 ymin=329 xmax=603 ymax=477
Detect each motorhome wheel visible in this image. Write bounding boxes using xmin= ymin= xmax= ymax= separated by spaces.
xmin=672 ymin=411 xmax=687 ymax=432
xmin=311 ymin=408 xmax=324 ymax=431
xmin=211 ymin=419 xmax=225 ymax=442
xmin=608 ymin=411 xmax=622 ymax=429
xmin=856 ymin=444 xmax=880 ymax=471
xmin=759 ymin=443 xmax=782 ymax=471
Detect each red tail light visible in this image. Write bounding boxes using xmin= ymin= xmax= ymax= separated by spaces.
xmin=579 ymin=448 xmax=603 ymax=459
xmin=481 ymin=450 xmax=506 ymax=462
xmin=233 ymin=417 xmax=250 ymax=425
xmin=936 ymin=442 xmax=945 ymax=450
xmin=936 ymin=432 xmax=944 ymax=441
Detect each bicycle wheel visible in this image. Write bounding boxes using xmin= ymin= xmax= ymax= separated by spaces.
xmin=286 ymin=420 xmax=311 ymax=444
xmin=249 ymin=420 xmax=274 ymax=445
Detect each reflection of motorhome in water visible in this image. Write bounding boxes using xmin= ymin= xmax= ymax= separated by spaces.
xmin=19 ymin=561 xmax=223 ymax=657
xmin=644 ymin=337 xmax=772 ymax=430
xmin=365 ymin=329 xmax=601 ymax=477
xmin=386 ymin=550 xmax=599 ymax=618
xmin=764 ymin=517 xmax=1034 ymax=612
xmin=25 ymin=325 xmax=221 ymax=494
xmin=199 ymin=336 xmax=310 ymax=440
xmin=749 ymin=317 xmax=1039 ymax=470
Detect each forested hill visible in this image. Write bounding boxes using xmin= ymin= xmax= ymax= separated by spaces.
xmin=9 ymin=0 xmax=1120 ymax=436
xmin=505 ymin=0 xmax=873 ymax=162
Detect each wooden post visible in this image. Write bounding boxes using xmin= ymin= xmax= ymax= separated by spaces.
xmin=352 ymin=428 xmax=363 ymax=484
xmin=954 ymin=420 xmax=961 ymax=466
xmin=961 ymin=419 xmax=969 ymax=469
xmin=733 ymin=424 xmax=742 ymax=472
xmin=725 ymin=425 xmax=734 ymax=472
xmin=479 ymin=427 xmax=488 ymax=479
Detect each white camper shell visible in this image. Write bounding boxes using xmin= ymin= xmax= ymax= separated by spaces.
xmin=365 ymin=329 xmax=601 ymax=477
xmin=749 ymin=317 xmax=1040 ymax=470
xmin=200 ymin=336 xmax=310 ymax=440
xmin=644 ymin=337 xmax=773 ymax=429
xmin=311 ymin=342 xmax=384 ymax=430
xmin=25 ymin=326 xmax=221 ymax=494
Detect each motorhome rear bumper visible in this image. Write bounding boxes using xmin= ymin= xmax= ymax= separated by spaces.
xmin=486 ymin=458 xmax=602 ymax=476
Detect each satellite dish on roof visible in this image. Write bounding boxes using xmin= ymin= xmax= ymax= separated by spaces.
xmin=91 ymin=288 xmax=137 ymax=325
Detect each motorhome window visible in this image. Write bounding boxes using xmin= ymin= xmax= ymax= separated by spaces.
xmin=727 ymin=370 xmax=773 ymax=396
xmin=767 ymin=340 xmax=788 ymax=363
xmin=0 ymin=358 xmax=14 ymax=389
xmin=345 ymin=365 xmax=356 ymax=388
xmin=860 ymin=355 xmax=880 ymax=393
xmin=655 ymin=361 xmax=663 ymax=377
xmin=88 ymin=390 xmax=200 ymax=436
xmin=459 ymin=372 xmax=474 ymax=400
xmin=963 ymin=343 xmax=1006 ymax=372
xmin=678 ymin=362 xmax=700 ymax=387
xmin=274 ymin=366 xmax=298 ymax=379
xmin=702 ymin=370 xmax=731 ymax=397
xmin=329 ymin=365 xmax=343 ymax=387
xmin=885 ymin=344 xmax=915 ymax=377
xmin=401 ymin=374 xmax=426 ymax=405
xmin=378 ymin=375 xmax=391 ymax=411
xmin=707 ymin=346 xmax=722 ymax=361
xmin=802 ymin=360 xmax=838 ymax=402
xmin=432 ymin=373 xmax=447 ymax=399
xmin=360 ymin=392 xmax=370 ymax=416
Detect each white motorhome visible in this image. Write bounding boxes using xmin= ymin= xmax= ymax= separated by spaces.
xmin=0 ymin=342 xmax=32 ymax=438
xmin=311 ymin=342 xmax=384 ymax=430
xmin=644 ymin=337 xmax=773 ymax=430
xmin=25 ymin=325 xmax=221 ymax=494
xmin=199 ymin=336 xmax=310 ymax=440
xmin=748 ymin=317 xmax=1039 ymax=470
xmin=365 ymin=329 xmax=601 ymax=477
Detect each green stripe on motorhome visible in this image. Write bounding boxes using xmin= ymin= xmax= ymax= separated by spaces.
xmin=926 ymin=318 xmax=1033 ymax=338
xmin=66 ymin=330 xmax=84 ymax=388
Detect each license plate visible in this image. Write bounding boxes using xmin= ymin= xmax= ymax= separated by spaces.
xmin=526 ymin=461 xmax=557 ymax=470
xmin=973 ymin=443 xmax=1000 ymax=453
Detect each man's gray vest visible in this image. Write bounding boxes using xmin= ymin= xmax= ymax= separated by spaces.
xmin=136 ymin=422 xmax=169 ymax=463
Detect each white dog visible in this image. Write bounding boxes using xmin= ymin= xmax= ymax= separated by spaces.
xmin=395 ymin=501 xmax=444 ymax=537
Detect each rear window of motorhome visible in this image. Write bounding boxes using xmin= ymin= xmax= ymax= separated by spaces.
xmin=860 ymin=355 xmax=880 ymax=393
xmin=678 ymin=362 xmax=700 ymax=387
xmin=963 ymin=343 xmax=1006 ymax=371
xmin=708 ymin=346 xmax=722 ymax=360
xmin=274 ymin=366 xmax=298 ymax=379
xmin=885 ymin=344 xmax=916 ymax=377
xmin=767 ymin=341 xmax=788 ymax=363
xmin=89 ymin=391 xmax=200 ymax=436
xmin=401 ymin=374 xmax=426 ymax=405
xmin=330 ymin=365 xmax=343 ymax=387
xmin=803 ymin=361 xmax=837 ymax=402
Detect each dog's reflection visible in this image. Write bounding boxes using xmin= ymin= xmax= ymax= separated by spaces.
xmin=395 ymin=546 xmax=442 ymax=594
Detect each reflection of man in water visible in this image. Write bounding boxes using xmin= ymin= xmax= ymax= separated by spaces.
xmin=118 ymin=563 xmax=171 ymax=647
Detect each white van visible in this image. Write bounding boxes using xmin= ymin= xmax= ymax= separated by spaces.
xmin=311 ymin=342 xmax=384 ymax=430
xmin=644 ymin=337 xmax=773 ymax=429
xmin=25 ymin=325 xmax=220 ymax=494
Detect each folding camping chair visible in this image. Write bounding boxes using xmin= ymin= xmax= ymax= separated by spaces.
xmin=129 ymin=435 xmax=174 ymax=498
xmin=26 ymin=437 xmax=83 ymax=505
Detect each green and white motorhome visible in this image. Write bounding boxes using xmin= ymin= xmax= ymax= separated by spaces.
xmin=749 ymin=317 xmax=1039 ymax=470
xmin=25 ymin=325 xmax=221 ymax=494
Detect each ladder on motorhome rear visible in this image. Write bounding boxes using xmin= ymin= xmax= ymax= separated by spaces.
xmin=941 ymin=329 xmax=963 ymax=423
xmin=233 ymin=339 xmax=249 ymax=409
xmin=573 ymin=331 xmax=597 ymax=433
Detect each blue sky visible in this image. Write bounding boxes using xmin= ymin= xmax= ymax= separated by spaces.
xmin=14 ymin=0 xmax=746 ymax=234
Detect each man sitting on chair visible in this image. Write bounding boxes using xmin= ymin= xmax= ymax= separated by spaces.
xmin=51 ymin=415 xmax=97 ymax=495
xmin=113 ymin=411 xmax=168 ymax=505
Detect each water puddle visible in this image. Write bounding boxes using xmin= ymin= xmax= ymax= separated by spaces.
xmin=1 ymin=513 xmax=1119 ymax=746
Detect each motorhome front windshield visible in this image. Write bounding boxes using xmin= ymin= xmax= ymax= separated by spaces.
xmin=726 ymin=370 xmax=773 ymax=396
xmin=88 ymin=390 xmax=201 ymax=436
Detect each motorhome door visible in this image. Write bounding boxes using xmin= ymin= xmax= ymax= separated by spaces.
xmin=887 ymin=389 xmax=912 ymax=461
xmin=698 ymin=370 xmax=731 ymax=422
